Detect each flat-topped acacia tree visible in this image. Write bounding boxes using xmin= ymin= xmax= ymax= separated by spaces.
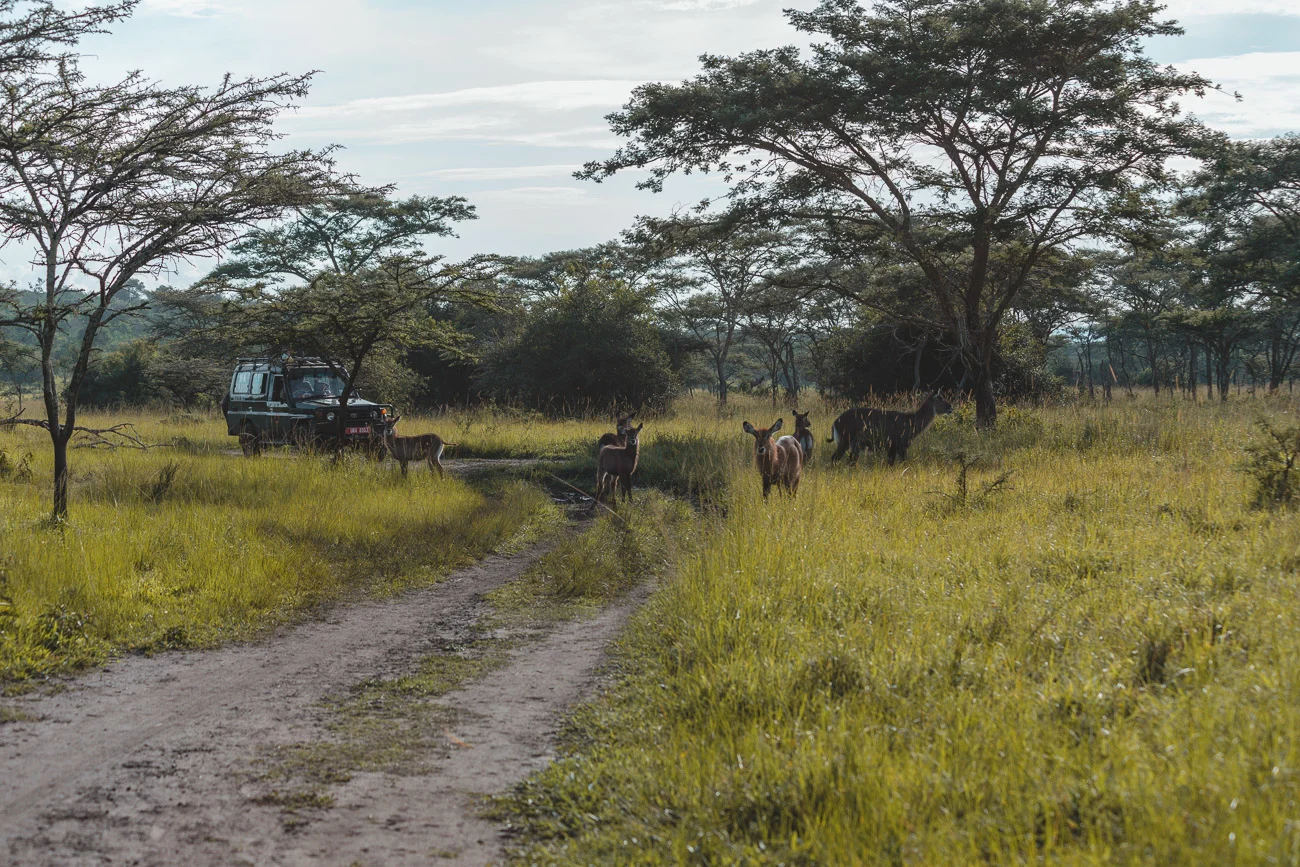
xmin=581 ymin=0 xmax=1215 ymax=427
xmin=0 ymin=58 xmax=335 ymax=521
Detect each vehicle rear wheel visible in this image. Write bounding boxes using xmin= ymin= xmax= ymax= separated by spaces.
xmin=239 ymin=423 xmax=263 ymax=457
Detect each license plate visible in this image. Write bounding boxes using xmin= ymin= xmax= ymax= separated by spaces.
xmin=345 ymin=426 xmax=371 ymax=436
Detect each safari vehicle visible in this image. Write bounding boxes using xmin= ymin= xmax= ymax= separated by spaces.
xmin=222 ymin=355 xmax=395 ymax=456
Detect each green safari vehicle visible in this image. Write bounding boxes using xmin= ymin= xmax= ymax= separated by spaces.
xmin=221 ymin=355 xmax=395 ymax=456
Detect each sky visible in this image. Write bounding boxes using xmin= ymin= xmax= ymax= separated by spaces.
xmin=50 ymin=0 xmax=1300 ymax=281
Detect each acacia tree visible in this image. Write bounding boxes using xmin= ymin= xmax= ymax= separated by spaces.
xmin=205 ymin=193 xmax=486 ymax=452
xmin=630 ymin=214 xmax=798 ymax=406
xmin=582 ymin=0 xmax=1212 ymax=427
xmin=0 ymin=58 xmax=333 ymax=520
xmin=1189 ymin=136 xmax=1300 ymax=245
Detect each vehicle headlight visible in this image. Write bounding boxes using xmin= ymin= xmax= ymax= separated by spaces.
xmin=326 ymin=412 xmax=335 ymax=421
xmin=370 ymin=410 xmax=377 ymax=419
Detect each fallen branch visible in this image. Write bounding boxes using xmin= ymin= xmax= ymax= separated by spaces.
xmin=1 ymin=409 xmax=159 ymax=450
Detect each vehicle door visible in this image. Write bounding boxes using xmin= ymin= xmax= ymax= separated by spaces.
xmin=265 ymin=373 xmax=292 ymax=441
xmin=227 ymin=368 xmax=253 ymax=434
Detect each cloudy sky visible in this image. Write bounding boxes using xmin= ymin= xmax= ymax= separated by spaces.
xmin=63 ymin=0 xmax=1300 ymax=272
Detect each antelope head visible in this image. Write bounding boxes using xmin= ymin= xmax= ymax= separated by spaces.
xmin=743 ymin=418 xmax=783 ymax=464
xmin=928 ymin=392 xmax=954 ymax=415
xmin=793 ymin=410 xmax=811 ymax=432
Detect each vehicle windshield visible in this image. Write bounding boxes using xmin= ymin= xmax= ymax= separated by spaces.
xmin=288 ymin=370 xmax=346 ymax=400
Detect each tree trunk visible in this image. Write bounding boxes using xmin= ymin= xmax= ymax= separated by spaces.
xmin=1216 ymin=350 xmax=1230 ymax=402
xmin=1204 ymin=349 xmax=1213 ymax=400
xmin=1145 ymin=332 xmax=1159 ymax=395
xmin=715 ymin=353 xmax=728 ymax=407
xmin=52 ymin=430 xmax=70 ymax=522
xmin=913 ymin=333 xmax=928 ymax=391
xmin=974 ymin=371 xmax=996 ymax=430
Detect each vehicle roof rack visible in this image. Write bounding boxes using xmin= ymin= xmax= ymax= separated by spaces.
xmin=235 ymin=355 xmax=333 ymax=367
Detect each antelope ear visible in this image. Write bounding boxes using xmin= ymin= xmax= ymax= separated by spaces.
xmin=627 ymin=411 xmax=636 ymax=420
xmin=742 ymin=421 xmax=756 ymax=435
xmin=635 ymin=422 xmax=644 ymax=432
xmin=770 ymin=418 xmax=783 ymax=433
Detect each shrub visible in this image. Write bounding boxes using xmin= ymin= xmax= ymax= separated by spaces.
xmin=478 ymin=276 xmax=677 ymax=413
xmin=1242 ymin=418 xmax=1300 ymax=509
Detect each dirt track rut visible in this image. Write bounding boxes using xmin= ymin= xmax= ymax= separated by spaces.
xmin=0 ymin=535 xmax=638 ymax=866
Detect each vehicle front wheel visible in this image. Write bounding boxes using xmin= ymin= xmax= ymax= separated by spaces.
xmin=239 ymin=423 xmax=264 ymax=457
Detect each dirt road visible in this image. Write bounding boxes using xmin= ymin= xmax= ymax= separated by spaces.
xmin=0 ymin=534 xmax=637 ymax=866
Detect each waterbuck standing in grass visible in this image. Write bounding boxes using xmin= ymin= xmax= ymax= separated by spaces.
xmin=597 ymin=411 xmax=636 ymax=451
xmin=793 ymin=410 xmax=815 ymax=462
xmin=743 ymin=418 xmax=803 ymax=498
xmin=829 ymin=392 xmax=953 ymax=465
xmin=387 ymin=431 xmax=456 ymax=477
xmin=594 ymin=422 xmax=643 ymax=509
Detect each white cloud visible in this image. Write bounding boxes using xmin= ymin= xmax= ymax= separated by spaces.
xmin=657 ymin=0 xmax=764 ymax=9
xmin=1162 ymin=0 xmax=1300 ymax=16
xmin=421 ymin=165 xmax=584 ymax=182
xmin=472 ymin=186 xmax=593 ymax=207
xmin=284 ymin=81 xmax=636 ymax=148
xmin=139 ymin=0 xmax=235 ymax=14
xmin=297 ymin=80 xmax=643 ymax=120
xmin=1179 ymin=51 xmax=1300 ymax=135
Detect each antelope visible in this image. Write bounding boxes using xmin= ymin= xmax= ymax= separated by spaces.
xmin=793 ymin=410 xmax=814 ymax=462
xmin=597 ymin=411 xmax=636 ymax=451
xmin=594 ymin=422 xmax=643 ymax=509
xmin=387 ymin=432 xmax=456 ymax=477
xmin=828 ymin=391 xmax=953 ymax=465
xmin=742 ymin=418 xmax=803 ymax=498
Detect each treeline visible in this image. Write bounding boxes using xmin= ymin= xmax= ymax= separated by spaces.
xmin=10 ymin=142 xmax=1298 ymax=415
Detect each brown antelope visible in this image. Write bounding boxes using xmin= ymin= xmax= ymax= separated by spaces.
xmin=387 ymin=432 xmax=456 ymax=477
xmin=594 ymin=421 xmax=643 ymax=509
xmin=828 ymin=391 xmax=953 ymax=465
xmin=793 ymin=410 xmax=814 ymax=463
xmin=743 ymin=418 xmax=803 ymax=498
xmin=597 ymin=411 xmax=636 ymax=452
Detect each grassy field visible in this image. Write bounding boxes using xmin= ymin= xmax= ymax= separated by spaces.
xmin=7 ymin=392 xmax=1300 ymax=862
xmin=0 ymin=410 xmax=561 ymax=686
xmin=493 ymin=393 xmax=1300 ymax=864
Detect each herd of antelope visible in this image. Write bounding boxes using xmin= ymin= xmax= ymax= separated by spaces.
xmin=593 ymin=391 xmax=954 ymax=506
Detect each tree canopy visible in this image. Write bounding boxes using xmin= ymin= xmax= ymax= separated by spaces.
xmin=582 ymin=0 xmax=1215 ymax=426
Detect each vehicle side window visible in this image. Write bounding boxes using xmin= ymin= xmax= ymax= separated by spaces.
xmin=233 ymin=371 xmax=252 ymax=394
xmin=271 ymin=376 xmax=285 ymax=402
xmin=251 ymin=372 xmax=267 ymax=396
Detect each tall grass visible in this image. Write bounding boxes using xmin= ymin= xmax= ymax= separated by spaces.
xmin=0 ymin=410 xmax=559 ymax=686
xmin=500 ymin=393 xmax=1300 ymax=863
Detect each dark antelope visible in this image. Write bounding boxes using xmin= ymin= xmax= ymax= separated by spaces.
xmin=743 ymin=418 xmax=803 ymax=498
xmin=594 ymin=422 xmax=643 ymax=508
xmin=388 ymin=432 xmax=456 ymax=477
xmin=597 ymin=411 xmax=636 ymax=451
xmin=829 ymin=391 xmax=953 ymax=465
xmin=793 ymin=410 xmax=814 ymax=462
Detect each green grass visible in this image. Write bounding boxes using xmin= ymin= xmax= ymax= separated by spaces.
xmin=0 ymin=409 xmax=561 ymax=687
xmin=489 ymin=493 xmax=701 ymax=625
xmin=496 ymin=393 xmax=1300 ymax=864
xmin=11 ymin=392 xmax=1300 ymax=862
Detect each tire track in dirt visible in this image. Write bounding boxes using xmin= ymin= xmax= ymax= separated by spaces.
xmin=0 ymin=529 xmax=640 ymax=866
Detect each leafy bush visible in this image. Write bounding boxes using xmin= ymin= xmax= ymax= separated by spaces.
xmin=478 ymin=276 xmax=677 ymax=413
xmin=1242 ymin=418 xmax=1300 ymax=509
